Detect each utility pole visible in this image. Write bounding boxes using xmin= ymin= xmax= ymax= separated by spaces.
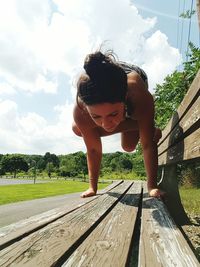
xmin=197 ymin=0 xmax=200 ymax=30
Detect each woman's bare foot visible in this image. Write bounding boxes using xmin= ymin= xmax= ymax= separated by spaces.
xmin=81 ymin=188 xmax=97 ymax=198
xmin=149 ymin=188 xmax=166 ymax=199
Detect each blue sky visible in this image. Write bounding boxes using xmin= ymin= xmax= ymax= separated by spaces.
xmin=0 ymin=0 xmax=199 ymax=155
xmin=133 ymin=0 xmax=199 ymax=61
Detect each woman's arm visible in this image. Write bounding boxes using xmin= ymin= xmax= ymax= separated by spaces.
xmin=137 ymin=92 xmax=164 ymax=197
xmin=82 ymin=129 xmax=102 ymax=193
xmin=73 ymin=104 xmax=102 ymax=196
xmin=128 ymin=73 xmax=164 ymax=197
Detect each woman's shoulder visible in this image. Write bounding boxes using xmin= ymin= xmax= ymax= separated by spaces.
xmin=127 ymin=75 xmax=154 ymax=118
xmin=118 ymin=61 xmax=148 ymax=85
xmin=73 ymin=102 xmax=96 ymax=130
xmin=127 ymin=72 xmax=148 ymax=101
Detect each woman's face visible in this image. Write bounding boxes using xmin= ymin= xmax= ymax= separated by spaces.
xmin=86 ymin=102 xmax=125 ymax=132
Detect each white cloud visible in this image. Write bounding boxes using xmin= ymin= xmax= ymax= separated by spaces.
xmin=142 ymin=31 xmax=182 ymax=90
xmin=0 ymin=83 xmax=16 ymax=95
xmin=0 ymin=0 xmax=57 ymax=95
xmin=0 ymin=99 xmax=84 ymax=154
xmin=0 ymin=98 xmax=124 ymax=154
xmin=0 ymin=0 xmax=182 ymax=154
xmin=0 ymin=100 xmax=18 ymax=130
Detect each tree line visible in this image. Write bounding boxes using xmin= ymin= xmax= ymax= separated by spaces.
xmin=0 ymin=150 xmax=145 ymax=180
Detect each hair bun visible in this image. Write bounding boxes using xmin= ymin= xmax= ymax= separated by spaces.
xmin=83 ymin=52 xmax=109 ymax=80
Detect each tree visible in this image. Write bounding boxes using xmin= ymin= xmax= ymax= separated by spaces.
xmin=46 ymin=162 xmax=54 ymax=178
xmin=132 ymin=144 xmax=145 ymax=176
xmin=36 ymin=158 xmax=46 ymax=171
xmin=44 ymin=152 xmax=59 ymax=168
xmin=73 ymin=152 xmax=88 ymax=178
xmin=0 ymin=154 xmax=28 ymax=178
xmin=59 ymin=156 xmax=76 ymax=177
xmin=155 ymin=43 xmax=200 ymax=129
xmin=119 ymin=157 xmax=133 ymax=171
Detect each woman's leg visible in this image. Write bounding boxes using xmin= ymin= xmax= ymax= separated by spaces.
xmin=72 ymin=122 xmax=82 ymax=137
xmin=121 ymin=130 xmax=139 ymax=152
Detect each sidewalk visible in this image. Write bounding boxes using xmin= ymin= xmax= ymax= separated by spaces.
xmin=0 ymin=178 xmax=46 ymax=186
xmin=0 ymin=192 xmax=95 ymax=227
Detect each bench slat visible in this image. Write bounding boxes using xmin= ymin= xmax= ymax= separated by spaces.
xmin=158 ymin=94 xmax=200 ymax=158
xmin=62 ymin=182 xmax=142 ymax=267
xmin=0 ymin=181 xmax=132 ymax=267
xmin=158 ymin=70 xmax=200 ymax=147
xmin=139 ymin=185 xmax=199 ymax=267
xmin=158 ymin=126 xmax=200 ymax=165
xmin=0 ymin=180 xmax=122 ymax=249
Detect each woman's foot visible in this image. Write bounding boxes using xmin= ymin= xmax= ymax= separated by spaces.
xmin=149 ymin=188 xmax=166 ymax=199
xmin=81 ymin=188 xmax=97 ymax=198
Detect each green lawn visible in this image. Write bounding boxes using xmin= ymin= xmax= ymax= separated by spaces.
xmin=1 ymin=180 xmax=199 ymax=216
xmin=0 ymin=180 xmax=110 ymax=205
xmin=179 ymin=187 xmax=200 ymax=215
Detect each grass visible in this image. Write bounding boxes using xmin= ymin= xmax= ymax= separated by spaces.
xmin=0 ymin=180 xmax=110 ymax=205
xmin=179 ymin=187 xmax=200 ymax=215
xmin=1 ymin=178 xmax=199 ymax=215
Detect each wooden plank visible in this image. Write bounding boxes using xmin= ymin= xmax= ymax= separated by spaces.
xmin=158 ymin=127 xmax=200 ymax=165
xmin=158 ymin=70 xmax=200 ymax=146
xmin=0 ymin=181 xmax=132 ymax=267
xmin=0 ymin=180 xmax=122 ymax=249
xmin=139 ymin=184 xmax=200 ymax=267
xmin=158 ymin=165 xmax=189 ymax=225
xmin=158 ymin=95 xmax=200 ymax=157
xmin=62 ymin=181 xmax=142 ymax=267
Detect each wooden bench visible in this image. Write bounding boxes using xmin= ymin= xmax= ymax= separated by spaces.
xmin=157 ymin=69 xmax=200 ymax=226
xmin=0 ymin=72 xmax=199 ymax=266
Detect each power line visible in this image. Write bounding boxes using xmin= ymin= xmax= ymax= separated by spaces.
xmin=186 ymin=0 xmax=194 ymax=61
xmin=180 ymin=0 xmax=186 ymax=57
xmin=176 ymin=0 xmax=181 ymax=49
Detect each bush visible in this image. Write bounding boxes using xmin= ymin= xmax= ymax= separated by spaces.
xmin=181 ymin=167 xmax=200 ymax=188
xmin=99 ymin=171 xmax=146 ymax=181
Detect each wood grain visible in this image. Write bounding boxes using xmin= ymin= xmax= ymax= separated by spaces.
xmin=158 ymin=126 xmax=200 ymax=165
xmin=158 ymin=70 xmax=200 ymax=146
xmin=157 ymin=71 xmax=200 ymax=165
xmin=0 ymin=181 xmax=132 ymax=267
xmin=138 ymin=185 xmax=200 ymax=267
xmin=158 ymin=96 xmax=200 ymax=156
xmin=62 ymin=182 xmax=142 ymax=267
xmin=0 ymin=180 xmax=122 ymax=249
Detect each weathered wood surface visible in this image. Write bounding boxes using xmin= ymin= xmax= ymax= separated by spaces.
xmin=0 ymin=181 xmax=132 ymax=267
xmin=62 ymin=182 xmax=142 ymax=267
xmin=0 ymin=180 xmax=122 ymax=250
xmin=158 ymin=126 xmax=200 ymax=165
xmin=158 ymin=165 xmax=189 ymax=225
xmin=158 ymin=70 xmax=200 ymax=148
xmin=139 ymin=185 xmax=200 ymax=267
xmin=158 ymin=70 xmax=200 ymax=165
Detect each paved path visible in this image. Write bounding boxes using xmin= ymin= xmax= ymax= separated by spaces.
xmin=0 ymin=192 xmax=96 ymax=228
xmin=0 ymin=178 xmax=46 ymax=186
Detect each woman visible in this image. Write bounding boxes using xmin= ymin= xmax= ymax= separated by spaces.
xmin=72 ymin=50 xmax=164 ymax=198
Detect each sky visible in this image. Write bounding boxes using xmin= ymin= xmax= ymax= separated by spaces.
xmin=0 ymin=0 xmax=199 ymax=155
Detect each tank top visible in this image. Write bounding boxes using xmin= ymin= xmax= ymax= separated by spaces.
xmin=118 ymin=61 xmax=148 ymax=86
xmin=118 ymin=62 xmax=148 ymax=118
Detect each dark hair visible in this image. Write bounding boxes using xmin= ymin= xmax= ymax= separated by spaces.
xmin=77 ymin=51 xmax=127 ymax=105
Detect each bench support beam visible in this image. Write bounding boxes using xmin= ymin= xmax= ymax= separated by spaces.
xmin=158 ymin=164 xmax=189 ymax=225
